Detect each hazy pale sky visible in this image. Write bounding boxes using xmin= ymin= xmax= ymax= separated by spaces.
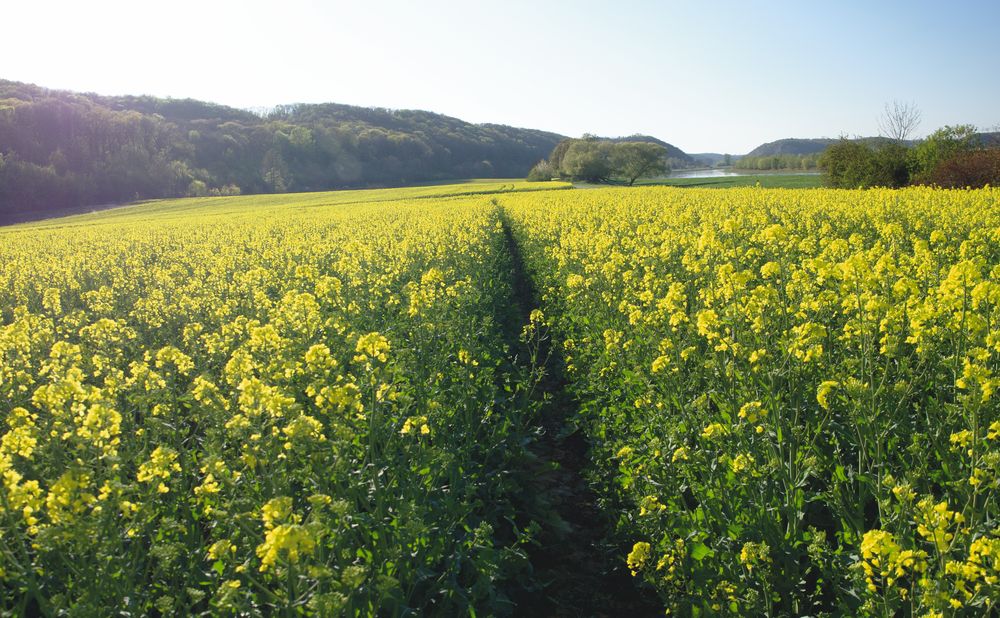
xmin=6 ymin=0 xmax=999 ymax=153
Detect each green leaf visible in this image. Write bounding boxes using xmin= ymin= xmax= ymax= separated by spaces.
xmin=690 ymin=542 xmax=714 ymax=562
xmin=834 ymin=465 xmax=847 ymax=482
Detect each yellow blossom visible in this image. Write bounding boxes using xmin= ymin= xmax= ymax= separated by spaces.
xmin=627 ymin=542 xmax=651 ymax=576
xmin=701 ymin=423 xmax=727 ymax=440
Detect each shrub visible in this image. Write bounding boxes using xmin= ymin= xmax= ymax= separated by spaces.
xmin=908 ymin=124 xmax=979 ymax=183
xmin=527 ymin=159 xmax=556 ymax=182
xmin=926 ymin=148 xmax=1000 ymax=188
xmin=820 ymin=140 xmax=909 ymax=188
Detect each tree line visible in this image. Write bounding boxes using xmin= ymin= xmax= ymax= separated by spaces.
xmin=733 ymin=153 xmax=820 ymax=171
xmin=528 ymin=137 xmax=672 ymax=185
xmin=0 ymin=80 xmax=564 ymax=221
xmin=820 ymin=125 xmax=1000 ymax=189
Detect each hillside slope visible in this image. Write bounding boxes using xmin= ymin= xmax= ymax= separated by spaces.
xmin=0 ymin=79 xmax=564 ymax=220
xmin=746 ymin=132 xmax=999 ymax=158
xmin=745 ymin=138 xmax=837 ymax=157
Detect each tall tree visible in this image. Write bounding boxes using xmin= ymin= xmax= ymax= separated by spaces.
xmin=610 ymin=142 xmax=668 ymax=185
xmin=878 ymin=100 xmax=922 ymax=143
xmin=559 ymin=140 xmax=613 ymax=182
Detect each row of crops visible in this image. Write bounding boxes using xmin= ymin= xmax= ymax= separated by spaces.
xmin=503 ymin=186 xmax=1000 ymax=616
xmin=0 ymin=192 xmax=546 ymax=615
xmin=2 ymin=183 xmax=999 ymax=615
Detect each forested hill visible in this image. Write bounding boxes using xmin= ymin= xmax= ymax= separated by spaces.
xmin=746 ymin=133 xmax=1000 ymax=159
xmin=744 ymin=138 xmax=838 ymax=158
xmin=0 ymin=79 xmax=565 ymax=220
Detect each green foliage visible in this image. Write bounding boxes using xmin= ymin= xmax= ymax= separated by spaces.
xmin=526 ymin=159 xmax=556 ymax=182
xmin=0 ymin=80 xmax=564 ymax=221
xmin=819 ymin=139 xmax=909 ymax=188
xmin=548 ymin=140 xmax=574 ymax=172
xmin=873 ymin=142 xmax=911 ymax=188
xmin=925 ymin=148 xmax=1000 ymax=188
xmin=819 ymin=126 xmax=996 ymax=190
xmin=186 ymin=179 xmax=208 ymax=197
xmin=560 ymin=140 xmax=614 ymax=183
xmin=909 ymin=124 xmax=979 ymax=184
xmin=610 ymin=142 xmax=669 ymax=186
xmin=551 ymin=139 xmax=668 ymax=184
xmin=819 ymin=140 xmax=878 ymax=188
xmin=734 ymin=153 xmax=819 ymax=171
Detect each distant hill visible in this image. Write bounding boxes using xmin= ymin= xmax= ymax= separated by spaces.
xmin=0 ymin=79 xmax=565 ymax=220
xmin=746 ymin=133 xmax=1000 ymax=159
xmin=745 ymin=137 xmax=914 ymax=158
xmin=745 ymin=138 xmax=838 ymax=158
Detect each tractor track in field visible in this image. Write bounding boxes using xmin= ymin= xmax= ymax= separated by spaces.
xmin=498 ymin=208 xmax=660 ymax=617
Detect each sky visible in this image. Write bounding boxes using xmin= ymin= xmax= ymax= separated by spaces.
xmin=4 ymin=0 xmax=999 ymax=154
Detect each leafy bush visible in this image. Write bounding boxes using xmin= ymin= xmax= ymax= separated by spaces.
xmin=820 ymin=140 xmax=909 ymax=188
xmin=550 ymin=139 xmax=667 ymax=184
xmin=527 ymin=159 xmax=557 ymax=182
xmin=908 ymin=125 xmax=979 ymax=184
xmin=925 ymin=149 xmax=1000 ymax=188
xmin=819 ymin=140 xmax=877 ymax=188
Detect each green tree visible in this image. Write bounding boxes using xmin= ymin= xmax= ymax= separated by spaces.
xmin=610 ymin=142 xmax=668 ymax=185
xmin=819 ymin=140 xmax=909 ymax=188
xmin=871 ymin=142 xmax=910 ymax=188
xmin=526 ymin=159 xmax=556 ymax=182
xmin=187 ymin=179 xmax=208 ymax=197
xmin=908 ymin=124 xmax=978 ymax=183
xmin=548 ymin=139 xmax=574 ymax=171
xmin=260 ymin=149 xmax=289 ymax=192
xmin=559 ymin=140 xmax=612 ymax=182
xmin=820 ymin=140 xmax=876 ymax=188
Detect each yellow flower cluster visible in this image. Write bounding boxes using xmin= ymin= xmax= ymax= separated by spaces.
xmin=739 ymin=541 xmax=771 ymax=574
xmin=503 ymin=185 xmax=1000 ymax=615
xmin=255 ymin=497 xmax=317 ymax=572
xmin=4 ymin=173 xmax=999 ymax=614
xmin=915 ymin=498 xmax=964 ymax=554
xmin=627 ymin=541 xmax=651 ymax=576
xmin=400 ymin=415 xmax=430 ymax=436
xmin=136 ymin=446 xmax=181 ymax=493
xmin=859 ymin=529 xmax=928 ymax=594
xmin=0 ymin=182 xmax=558 ymax=613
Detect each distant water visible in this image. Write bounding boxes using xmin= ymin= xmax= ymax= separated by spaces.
xmin=668 ymin=168 xmax=821 ymax=179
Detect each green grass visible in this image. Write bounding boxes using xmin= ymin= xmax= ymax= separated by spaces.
xmin=7 ymin=173 xmax=823 ymax=232
xmin=639 ymin=173 xmax=823 ymax=189
xmin=7 ymin=180 xmax=572 ymax=231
